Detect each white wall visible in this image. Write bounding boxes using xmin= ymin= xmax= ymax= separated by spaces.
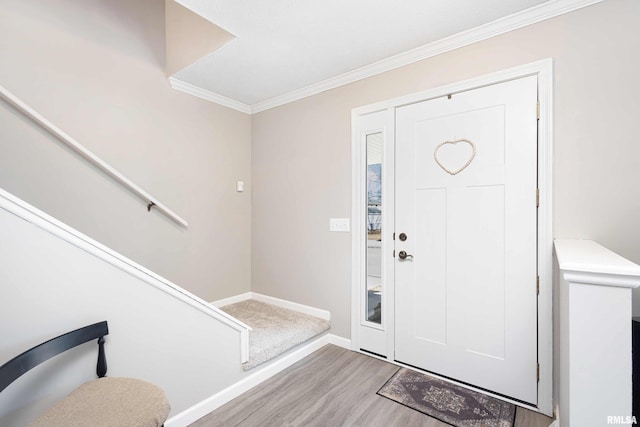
xmin=0 ymin=193 xmax=246 ymax=427
xmin=0 ymin=0 xmax=251 ymax=302
xmin=555 ymin=240 xmax=640 ymax=426
xmin=251 ymin=0 xmax=640 ymax=338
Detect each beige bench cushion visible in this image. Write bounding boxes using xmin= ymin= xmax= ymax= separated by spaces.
xmin=28 ymin=377 xmax=170 ymax=427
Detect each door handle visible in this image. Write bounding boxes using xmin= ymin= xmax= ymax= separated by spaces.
xmin=398 ymin=250 xmax=414 ymax=260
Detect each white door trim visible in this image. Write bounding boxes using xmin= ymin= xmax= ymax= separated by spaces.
xmin=351 ymin=109 xmax=396 ymax=357
xmin=351 ymin=58 xmax=553 ymax=416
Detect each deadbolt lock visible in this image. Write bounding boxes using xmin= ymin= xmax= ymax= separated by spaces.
xmin=399 ymin=233 xmax=407 ymax=241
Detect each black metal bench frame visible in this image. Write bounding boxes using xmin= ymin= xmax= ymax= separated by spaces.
xmin=1 ymin=321 xmax=168 ymax=427
xmin=0 ymin=321 xmax=109 ymax=393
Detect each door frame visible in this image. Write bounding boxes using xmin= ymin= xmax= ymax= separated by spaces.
xmin=350 ymin=58 xmax=553 ymax=416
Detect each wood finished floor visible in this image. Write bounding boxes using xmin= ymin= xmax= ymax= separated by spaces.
xmin=190 ymin=345 xmax=553 ymax=427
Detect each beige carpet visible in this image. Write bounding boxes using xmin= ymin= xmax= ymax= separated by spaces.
xmin=220 ymin=299 xmax=330 ymax=370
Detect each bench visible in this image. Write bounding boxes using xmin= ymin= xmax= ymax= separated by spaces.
xmin=0 ymin=321 xmax=170 ymax=427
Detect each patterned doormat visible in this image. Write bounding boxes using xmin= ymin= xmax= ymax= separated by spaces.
xmin=377 ymin=368 xmax=516 ymax=427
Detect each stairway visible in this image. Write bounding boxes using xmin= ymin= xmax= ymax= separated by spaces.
xmin=220 ymin=299 xmax=330 ymax=370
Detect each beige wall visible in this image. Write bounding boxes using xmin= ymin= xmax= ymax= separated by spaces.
xmin=0 ymin=0 xmax=251 ymax=301
xmin=252 ymin=0 xmax=640 ymax=338
xmin=165 ymin=0 xmax=234 ymax=76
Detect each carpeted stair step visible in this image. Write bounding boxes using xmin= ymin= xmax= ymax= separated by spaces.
xmin=220 ymin=299 xmax=330 ymax=370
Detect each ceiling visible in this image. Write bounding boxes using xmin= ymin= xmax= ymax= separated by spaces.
xmin=171 ymin=0 xmax=600 ymax=113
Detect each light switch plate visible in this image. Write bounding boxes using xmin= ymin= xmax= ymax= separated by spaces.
xmin=329 ymin=218 xmax=350 ymax=232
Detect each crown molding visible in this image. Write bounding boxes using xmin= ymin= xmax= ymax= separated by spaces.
xmin=250 ymin=0 xmax=604 ymax=113
xmin=169 ymin=76 xmax=252 ymax=114
xmin=173 ymin=0 xmax=604 ymax=114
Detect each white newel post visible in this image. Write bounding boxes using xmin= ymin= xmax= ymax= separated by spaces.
xmin=555 ymin=240 xmax=640 ymax=427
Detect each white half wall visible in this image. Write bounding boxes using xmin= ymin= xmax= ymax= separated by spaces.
xmin=0 ymin=189 xmax=248 ymax=427
xmin=555 ymin=239 xmax=640 ymax=426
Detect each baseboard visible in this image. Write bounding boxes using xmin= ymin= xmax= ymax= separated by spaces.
xmin=250 ymin=293 xmax=331 ymax=321
xmin=210 ymin=292 xmax=252 ymax=307
xmin=212 ymin=292 xmax=331 ymax=321
xmin=327 ymin=334 xmax=351 ymax=349
xmin=166 ymin=333 xmax=351 ymax=426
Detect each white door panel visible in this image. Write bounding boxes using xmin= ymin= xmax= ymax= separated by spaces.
xmin=395 ymin=76 xmax=538 ymax=403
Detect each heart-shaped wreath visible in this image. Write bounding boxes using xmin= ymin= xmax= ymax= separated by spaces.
xmin=433 ymin=138 xmax=476 ymax=176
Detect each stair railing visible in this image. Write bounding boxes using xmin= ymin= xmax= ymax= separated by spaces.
xmin=0 ymin=84 xmax=188 ymax=227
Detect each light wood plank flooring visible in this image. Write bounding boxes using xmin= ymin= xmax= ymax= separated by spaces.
xmin=190 ymin=345 xmax=553 ymax=427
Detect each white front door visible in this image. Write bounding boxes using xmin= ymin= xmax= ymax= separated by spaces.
xmin=394 ymin=75 xmax=539 ymax=404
